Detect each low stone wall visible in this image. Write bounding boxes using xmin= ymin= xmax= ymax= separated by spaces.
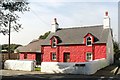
xmin=4 ymin=60 xmax=36 ymax=71
xmin=41 ymin=58 xmax=108 ymax=75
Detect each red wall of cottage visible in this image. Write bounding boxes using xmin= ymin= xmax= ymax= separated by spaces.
xmin=94 ymin=44 xmax=106 ymax=59
xmin=19 ymin=52 xmax=36 ymax=60
xmin=42 ymin=44 xmax=106 ymax=62
xmin=58 ymin=45 xmax=92 ymax=62
xmin=42 ymin=46 xmax=57 ymax=62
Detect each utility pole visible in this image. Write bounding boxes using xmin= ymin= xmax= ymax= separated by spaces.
xmin=8 ymin=16 xmax=11 ymax=59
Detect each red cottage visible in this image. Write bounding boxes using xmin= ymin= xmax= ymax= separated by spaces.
xmin=41 ymin=12 xmax=114 ymax=74
xmin=16 ymin=39 xmax=44 ymax=65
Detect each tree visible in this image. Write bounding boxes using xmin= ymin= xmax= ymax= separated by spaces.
xmin=2 ymin=44 xmax=22 ymax=53
xmin=0 ymin=0 xmax=29 ymax=34
xmin=0 ymin=0 xmax=29 ymax=59
xmin=39 ymin=31 xmax=51 ymax=39
xmin=114 ymin=41 xmax=119 ymax=54
xmin=113 ymin=41 xmax=120 ymax=61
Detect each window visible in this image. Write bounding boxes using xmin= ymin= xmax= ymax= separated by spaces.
xmin=86 ymin=37 xmax=92 ymax=46
xmin=64 ymin=53 xmax=70 ymax=62
xmin=52 ymin=38 xmax=57 ymax=48
xmin=86 ymin=52 xmax=93 ymax=61
xmin=52 ymin=52 xmax=56 ymax=60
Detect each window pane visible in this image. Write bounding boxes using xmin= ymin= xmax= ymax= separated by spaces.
xmin=53 ymin=39 xmax=55 ymax=42
xmin=87 ymin=41 xmax=91 ymax=45
xmin=52 ymin=53 xmax=56 ymax=60
xmin=86 ymin=53 xmax=92 ymax=61
xmin=86 ymin=37 xmax=92 ymax=46
xmin=52 ymin=38 xmax=56 ymax=47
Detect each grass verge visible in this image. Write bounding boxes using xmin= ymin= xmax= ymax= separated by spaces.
xmin=35 ymin=67 xmax=41 ymax=71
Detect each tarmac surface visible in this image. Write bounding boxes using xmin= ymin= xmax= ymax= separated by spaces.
xmin=1 ymin=64 xmax=120 ymax=80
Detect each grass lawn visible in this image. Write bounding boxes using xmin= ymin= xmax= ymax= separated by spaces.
xmin=35 ymin=67 xmax=41 ymax=71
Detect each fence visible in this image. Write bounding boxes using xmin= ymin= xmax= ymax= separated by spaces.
xmin=1 ymin=53 xmax=19 ymax=62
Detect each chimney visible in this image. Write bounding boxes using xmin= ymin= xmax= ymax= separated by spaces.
xmin=51 ymin=18 xmax=59 ymax=33
xmin=103 ymin=11 xmax=110 ymax=29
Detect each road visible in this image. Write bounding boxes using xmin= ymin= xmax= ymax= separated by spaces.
xmin=1 ymin=65 xmax=120 ymax=80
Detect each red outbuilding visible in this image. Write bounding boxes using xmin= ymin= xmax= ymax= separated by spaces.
xmin=16 ymin=39 xmax=44 ymax=65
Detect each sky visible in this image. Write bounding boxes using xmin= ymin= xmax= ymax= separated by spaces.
xmin=0 ymin=0 xmax=119 ymax=45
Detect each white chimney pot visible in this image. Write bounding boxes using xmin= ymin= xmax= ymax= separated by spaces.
xmin=51 ymin=18 xmax=59 ymax=33
xmin=103 ymin=11 xmax=110 ymax=29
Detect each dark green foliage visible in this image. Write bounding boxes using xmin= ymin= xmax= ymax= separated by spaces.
xmin=113 ymin=41 xmax=120 ymax=61
xmin=114 ymin=41 xmax=119 ymax=53
xmin=2 ymin=44 xmax=22 ymax=53
xmin=39 ymin=31 xmax=51 ymax=39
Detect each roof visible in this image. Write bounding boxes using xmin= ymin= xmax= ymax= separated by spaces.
xmin=42 ymin=25 xmax=111 ymax=45
xmin=17 ymin=39 xmax=44 ymax=53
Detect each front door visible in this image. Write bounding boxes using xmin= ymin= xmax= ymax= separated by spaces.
xmin=36 ymin=53 xmax=41 ymax=65
xmin=64 ymin=53 xmax=70 ymax=62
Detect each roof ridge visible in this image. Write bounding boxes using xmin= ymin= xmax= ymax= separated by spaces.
xmin=57 ymin=25 xmax=103 ymax=30
xmin=29 ymin=39 xmax=44 ymax=44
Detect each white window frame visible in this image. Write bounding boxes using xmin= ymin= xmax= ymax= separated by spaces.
xmin=52 ymin=52 xmax=57 ymax=60
xmin=86 ymin=36 xmax=92 ymax=46
xmin=86 ymin=52 xmax=93 ymax=61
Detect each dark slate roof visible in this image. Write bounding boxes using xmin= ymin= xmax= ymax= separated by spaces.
xmin=42 ymin=25 xmax=111 ymax=45
xmin=17 ymin=39 xmax=44 ymax=53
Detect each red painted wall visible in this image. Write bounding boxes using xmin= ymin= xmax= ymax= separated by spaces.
xmin=42 ymin=44 xmax=106 ymax=62
xmin=94 ymin=44 xmax=106 ymax=59
xmin=42 ymin=46 xmax=57 ymax=62
xmin=27 ymin=53 xmax=36 ymax=60
xmin=19 ymin=53 xmax=24 ymax=60
xmin=19 ymin=52 xmax=36 ymax=60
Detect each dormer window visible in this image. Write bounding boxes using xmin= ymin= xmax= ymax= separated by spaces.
xmin=50 ymin=36 xmax=61 ymax=48
xmin=86 ymin=36 xmax=92 ymax=46
xmin=52 ymin=38 xmax=57 ymax=48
